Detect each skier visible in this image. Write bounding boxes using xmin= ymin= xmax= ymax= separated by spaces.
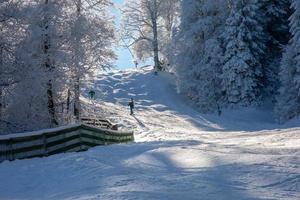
xmin=128 ymin=98 xmax=135 ymax=115
xmin=88 ymin=90 xmax=95 ymax=100
xmin=217 ymin=105 xmax=222 ymax=116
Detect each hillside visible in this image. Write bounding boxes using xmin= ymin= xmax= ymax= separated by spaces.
xmin=0 ymin=67 xmax=299 ymax=200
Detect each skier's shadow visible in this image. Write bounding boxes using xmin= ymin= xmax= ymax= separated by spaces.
xmin=132 ymin=115 xmax=146 ymax=128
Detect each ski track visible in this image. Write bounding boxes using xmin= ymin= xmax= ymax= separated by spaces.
xmin=0 ymin=67 xmax=299 ymax=200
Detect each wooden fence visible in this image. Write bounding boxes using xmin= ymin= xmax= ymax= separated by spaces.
xmin=0 ymin=124 xmax=134 ymax=162
xmin=81 ymin=118 xmax=117 ymax=130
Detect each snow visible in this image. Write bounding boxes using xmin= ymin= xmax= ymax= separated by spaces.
xmin=0 ymin=123 xmax=132 ymax=140
xmin=0 ymin=124 xmax=81 ymax=140
xmin=0 ymin=67 xmax=300 ymax=200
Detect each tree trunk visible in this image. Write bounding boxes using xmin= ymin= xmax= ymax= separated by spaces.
xmin=67 ymin=88 xmax=71 ymax=113
xmin=73 ymin=77 xmax=81 ymax=121
xmin=0 ymin=85 xmax=3 ymax=121
xmin=0 ymin=24 xmax=3 ymax=120
xmin=153 ymin=23 xmax=160 ymax=71
xmin=152 ymin=0 xmax=161 ymax=71
xmin=0 ymin=27 xmax=4 ymax=120
xmin=0 ymin=66 xmax=2 ymax=120
xmin=47 ymin=80 xmax=57 ymax=125
xmin=73 ymin=0 xmax=82 ymax=122
xmin=44 ymin=0 xmax=58 ymax=126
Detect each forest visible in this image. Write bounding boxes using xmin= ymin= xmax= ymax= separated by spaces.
xmin=0 ymin=0 xmax=299 ymax=134
xmin=0 ymin=1 xmax=300 ymax=200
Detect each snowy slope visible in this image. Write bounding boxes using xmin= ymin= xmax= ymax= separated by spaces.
xmin=0 ymin=67 xmax=299 ymax=200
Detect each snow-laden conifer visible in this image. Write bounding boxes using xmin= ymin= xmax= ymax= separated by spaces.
xmin=275 ymin=0 xmax=300 ymax=123
xmin=222 ymin=0 xmax=266 ymax=107
xmin=173 ymin=0 xmax=228 ymax=113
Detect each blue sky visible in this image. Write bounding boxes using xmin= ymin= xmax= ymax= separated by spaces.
xmin=113 ymin=0 xmax=132 ymax=69
xmin=112 ymin=0 xmax=152 ymax=69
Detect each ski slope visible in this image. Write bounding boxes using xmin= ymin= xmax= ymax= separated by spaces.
xmin=0 ymin=67 xmax=299 ymax=200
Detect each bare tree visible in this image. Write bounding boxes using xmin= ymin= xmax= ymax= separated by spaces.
xmin=121 ymin=0 xmax=180 ymax=71
xmin=121 ymin=0 xmax=163 ymax=71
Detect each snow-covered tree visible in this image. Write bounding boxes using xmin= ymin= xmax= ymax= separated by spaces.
xmin=1 ymin=0 xmax=116 ymax=133
xmin=121 ymin=0 xmax=179 ymax=71
xmin=159 ymin=0 xmax=180 ymax=70
xmin=172 ymin=0 xmax=228 ymax=113
xmin=6 ymin=0 xmax=68 ymax=130
xmin=68 ymin=0 xmax=115 ymax=121
xmin=221 ymin=0 xmax=266 ymax=107
xmin=0 ymin=0 xmax=26 ymax=130
xmin=260 ymin=0 xmax=291 ymax=99
xmin=262 ymin=0 xmax=291 ymax=45
xmin=275 ymin=0 xmax=300 ymax=123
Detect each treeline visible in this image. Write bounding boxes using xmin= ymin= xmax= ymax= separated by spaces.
xmin=123 ymin=0 xmax=300 ymax=123
xmin=2 ymin=0 xmax=299 ymax=134
xmin=173 ymin=0 xmax=291 ymax=120
xmin=172 ymin=0 xmax=297 ymax=123
xmin=0 ymin=0 xmax=115 ymax=133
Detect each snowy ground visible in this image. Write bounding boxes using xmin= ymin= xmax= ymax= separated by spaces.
xmin=0 ymin=67 xmax=299 ymax=200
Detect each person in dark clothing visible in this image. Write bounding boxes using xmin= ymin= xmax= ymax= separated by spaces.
xmin=128 ymin=98 xmax=134 ymax=115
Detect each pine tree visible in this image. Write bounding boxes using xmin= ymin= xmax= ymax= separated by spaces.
xmin=174 ymin=0 xmax=203 ymax=95
xmin=275 ymin=0 xmax=300 ymax=123
xmin=222 ymin=0 xmax=266 ymax=107
xmin=274 ymin=46 xmax=299 ymax=123
xmin=263 ymin=0 xmax=291 ymax=45
xmin=261 ymin=0 xmax=291 ymax=99
xmin=173 ymin=0 xmax=228 ymax=113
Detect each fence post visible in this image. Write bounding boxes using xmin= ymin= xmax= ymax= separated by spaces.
xmin=63 ymin=131 xmax=67 ymax=153
xmin=79 ymin=126 xmax=83 ymax=151
xmin=9 ymin=138 xmax=13 ymax=161
xmin=43 ymin=134 xmax=47 ymax=156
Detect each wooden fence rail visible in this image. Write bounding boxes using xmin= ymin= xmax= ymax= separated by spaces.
xmin=0 ymin=124 xmax=134 ymax=162
xmin=81 ymin=118 xmax=116 ymax=130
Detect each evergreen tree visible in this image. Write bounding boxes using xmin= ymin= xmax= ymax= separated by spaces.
xmin=275 ymin=0 xmax=300 ymax=123
xmin=173 ymin=0 xmax=228 ymax=113
xmin=174 ymin=0 xmax=203 ymax=96
xmin=222 ymin=0 xmax=266 ymax=107
xmin=261 ymin=0 xmax=291 ymax=99
xmin=263 ymin=0 xmax=291 ymax=45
